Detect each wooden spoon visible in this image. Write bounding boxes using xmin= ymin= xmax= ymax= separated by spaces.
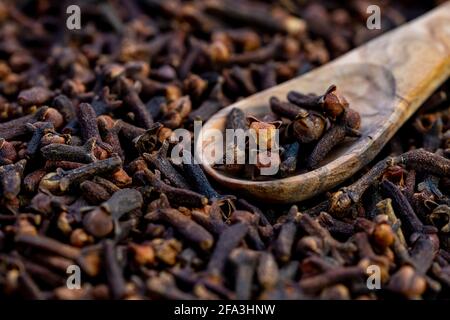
xmin=195 ymin=3 xmax=450 ymax=203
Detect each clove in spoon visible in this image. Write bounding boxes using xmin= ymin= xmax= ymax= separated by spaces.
xmin=195 ymin=3 xmax=450 ymax=204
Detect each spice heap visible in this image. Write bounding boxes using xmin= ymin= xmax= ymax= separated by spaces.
xmin=0 ymin=0 xmax=449 ymax=300
xmin=219 ymin=85 xmax=361 ymax=179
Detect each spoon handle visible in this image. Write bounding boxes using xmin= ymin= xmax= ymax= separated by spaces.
xmin=332 ymin=1 xmax=450 ymax=117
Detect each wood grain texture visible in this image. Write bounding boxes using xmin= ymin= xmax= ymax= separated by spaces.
xmin=196 ymin=3 xmax=450 ymax=203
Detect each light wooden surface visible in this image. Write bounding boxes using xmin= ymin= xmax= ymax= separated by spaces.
xmin=196 ymin=2 xmax=450 ymax=203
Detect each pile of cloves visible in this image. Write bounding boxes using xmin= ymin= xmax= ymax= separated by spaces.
xmin=1 ymin=0 xmax=449 ymax=301
xmin=219 ymin=85 xmax=361 ymax=179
